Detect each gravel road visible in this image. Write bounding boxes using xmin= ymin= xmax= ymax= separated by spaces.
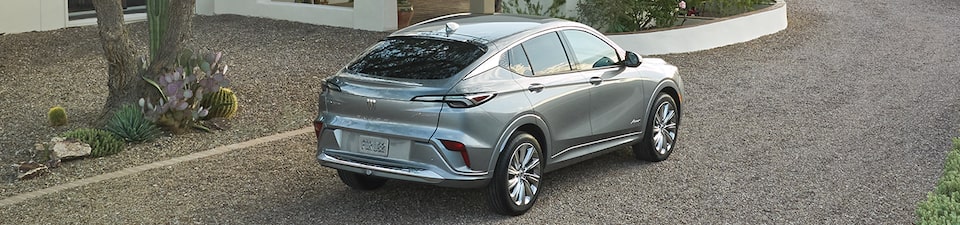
xmin=2 ymin=0 xmax=960 ymax=223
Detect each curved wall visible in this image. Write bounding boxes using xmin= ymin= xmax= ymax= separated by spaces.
xmin=607 ymin=0 xmax=788 ymax=55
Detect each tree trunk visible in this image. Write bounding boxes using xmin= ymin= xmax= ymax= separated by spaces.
xmin=92 ymin=0 xmax=145 ymax=122
xmin=146 ymin=0 xmax=196 ymax=78
xmin=92 ymin=0 xmax=195 ymax=122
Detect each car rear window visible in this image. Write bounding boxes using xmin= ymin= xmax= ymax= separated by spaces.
xmin=345 ymin=37 xmax=486 ymax=79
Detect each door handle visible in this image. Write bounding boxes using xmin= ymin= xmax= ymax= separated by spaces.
xmin=528 ymin=83 xmax=544 ymax=93
xmin=589 ymin=77 xmax=603 ymax=85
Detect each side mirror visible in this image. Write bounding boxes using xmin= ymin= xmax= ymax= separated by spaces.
xmin=623 ymin=51 xmax=642 ymax=67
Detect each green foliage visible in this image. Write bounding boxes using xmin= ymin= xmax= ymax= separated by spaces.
xmin=502 ymin=0 xmax=573 ymax=20
xmin=48 ymin=106 xmax=68 ymax=126
xmin=141 ymin=50 xmax=231 ymax=133
xmin=62 ymin=128 xmax=125 ymax=157
xmin=200 ymin=88 xmax=239 ymax=120
xmin=917 ymin=138 xmax=960 ymax=224
xmin=685 ymin=0 xmax=775 ymax=17
xmin=577 ymin=0 xmax=678 ymax=33
xmin=105 ymin=104 xmax=161 ymax=143
xmin=917 ymin=193 xmax=960 ymax=224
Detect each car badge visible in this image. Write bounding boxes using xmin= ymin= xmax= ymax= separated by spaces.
xmin=366 ymin=99 xmax=377 ymax=111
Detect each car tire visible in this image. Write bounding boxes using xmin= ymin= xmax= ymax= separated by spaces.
xmin=634 ymin=93 xmax=680 ymax=162
xmin=337 ymin=169 xmax=387 ymax=190
xmin=487 ymin=132 xmax=544 ymax=216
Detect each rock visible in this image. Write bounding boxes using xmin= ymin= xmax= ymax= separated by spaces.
xmin=50 ymin=137 xmax=91 ymax=159
xmin=15 ymin=162 xmax=49 ymax=180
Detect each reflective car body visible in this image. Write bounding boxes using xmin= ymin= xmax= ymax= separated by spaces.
xmin=315 ymin=13 xmax=683 ymax=215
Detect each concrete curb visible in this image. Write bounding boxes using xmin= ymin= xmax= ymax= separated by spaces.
xmin=0 ymin=126 xmax=314 ymax=207
xmin=607 ymin=0 xmax=788 ymax=55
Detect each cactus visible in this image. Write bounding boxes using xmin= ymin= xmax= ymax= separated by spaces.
xmin=105 ymin=104 xmax=161 ymax=143
xmin=200 ymin=88 xmax=238 ymax=120
xmin=62 ymin=128 xmax=125 ymax=157
xmin=147 ymin=0 xmax=169 ymax=60
xmin=48 ymin=106 xmax=68 ymax=126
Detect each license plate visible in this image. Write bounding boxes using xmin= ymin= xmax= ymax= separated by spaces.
xmin=358 ymin=135 xmax=389 ymax=156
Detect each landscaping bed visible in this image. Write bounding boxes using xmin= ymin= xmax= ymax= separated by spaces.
xmin=0 ymin=14 xmax=388 ymax=198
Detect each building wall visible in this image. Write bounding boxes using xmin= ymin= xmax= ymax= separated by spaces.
xmin=0 ymin=0 xmax=397 ymax=34
xmin=0 ymin=0 xmax=67 ymax=34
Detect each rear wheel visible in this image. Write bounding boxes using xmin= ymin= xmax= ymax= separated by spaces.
xmin=487 ymin=132 xmax=543 ymax=216
xmin=337 ymin=169 xmax=387 ymax=190
xmin=634 ymin=93 xmax=680 ymax=161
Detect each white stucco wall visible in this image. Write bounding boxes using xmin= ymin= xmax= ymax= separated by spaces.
xmin=0 ymin=0 xmax=396 ymax=34
xmin=0 ymin=0 xmax=67 ymax=34
xmin=607 ymin=1 xmax=788 ymax=55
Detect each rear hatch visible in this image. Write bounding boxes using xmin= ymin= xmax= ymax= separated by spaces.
xmin=321 ymin=37 xmax=486 ymax=142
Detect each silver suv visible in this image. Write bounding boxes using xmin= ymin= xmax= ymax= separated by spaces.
xmin=314 ymin=13 xmax=683 ymax=216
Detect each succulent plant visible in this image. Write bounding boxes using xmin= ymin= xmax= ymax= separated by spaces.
xmin=140 ymin=50 xmax=231 ymax=133
xmin=48 ymin=106 xmax=68 ymax=126
xmin=62 ymin=128 xmax=125 ymax=157
xmin=105 ymin=104 xmax=161 ymax=143
xmin=200 ymin=88 xmax=238 ymax=120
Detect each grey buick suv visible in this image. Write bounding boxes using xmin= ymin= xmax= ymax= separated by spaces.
xmin=314 ymin=13 xmax=684 ymax=216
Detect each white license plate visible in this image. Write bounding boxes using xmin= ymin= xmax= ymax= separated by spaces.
xmin=358 ymin=135 xmax=389 ymax=156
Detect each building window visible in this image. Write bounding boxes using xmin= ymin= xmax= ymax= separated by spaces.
xmin=68 ymin=0 xmax=147 ymax=21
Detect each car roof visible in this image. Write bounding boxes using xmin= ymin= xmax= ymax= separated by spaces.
xmin=390 ymin=13 xmax=583 ymax=47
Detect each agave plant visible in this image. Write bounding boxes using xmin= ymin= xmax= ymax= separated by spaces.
xmin=106 ymin=104 xmax=161 ymax=142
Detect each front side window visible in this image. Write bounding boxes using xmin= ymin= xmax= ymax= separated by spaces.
xmin=346 ymin=37 xmax=485 ymax=79
xmin=521 ymin=32 xmax=572 ymax=76
xmin=562 ymin=30 xmax=620 ymax=70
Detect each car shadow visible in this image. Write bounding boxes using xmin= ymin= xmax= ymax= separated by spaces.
xmin=204 ymin=147 xmax=655 ymax=223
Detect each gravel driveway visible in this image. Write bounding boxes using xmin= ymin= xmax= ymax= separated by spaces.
xmin=2 ymin=0 xmax=960 ymax=223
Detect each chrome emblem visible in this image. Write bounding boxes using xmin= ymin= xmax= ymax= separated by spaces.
xmin=366 ymin=99 xmax=377 ymax=111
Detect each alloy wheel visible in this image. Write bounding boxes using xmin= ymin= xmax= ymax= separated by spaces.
xmin=506 ymin=142 xmax=541 ymax=206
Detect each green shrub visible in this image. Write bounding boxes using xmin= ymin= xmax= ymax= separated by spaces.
xmin=48 ymin=106 xmax=68 ymax=126
xmin=105 ymin=104 xmax=161 ymax=143
xmin=918 ymin=137 xmax=960 ymax=224
xmin=688 ymin=0 xmax=776 ymax=17
xmin=938 ymin=170 xmax=960 ymax=195
xmin=577 ymin=0 xmax=678 ymax=32
xmin=917 ymin=193 xmax=960 ymax=224
xmin=502 ymin=0 xmax=572 ymax=19
xmin=62 ymin=128 xmax=125 ymax=157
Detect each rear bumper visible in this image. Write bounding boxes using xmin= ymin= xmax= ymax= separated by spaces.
xmin=318 ymin=149 xmax=489 ymax=188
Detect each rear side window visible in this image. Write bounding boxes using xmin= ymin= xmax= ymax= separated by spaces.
xmin=346 ymin=37 xmax=485 ymax=79
xmin=522 ymin=32 xmax=572 ymax=76
xmin=499 ymin=45 xmax=533 ymax=76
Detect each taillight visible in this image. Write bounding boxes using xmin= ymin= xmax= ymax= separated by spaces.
xmin=411 ymin=92 xmax=496 ymax=108
xmin=313 ymin=120 xmax=323 ymax=140
xmin=440 ymin=140 xmax=471 ymax=167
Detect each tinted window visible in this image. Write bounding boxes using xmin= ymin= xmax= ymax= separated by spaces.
xmin=499 ymin=45 xmax=533 ymax=76
xmin=346 ymin=37 xmax=485 ymax=79
xmin=522 ymin=32 xmax=571 ymax=76
xmin=562 ymin=30 xmax=620 ymax=70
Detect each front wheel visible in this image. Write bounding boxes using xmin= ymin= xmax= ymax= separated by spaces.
xmin=634 ymin=93 xmax=680 ymax=161
xmin=337 ymin=169 xmax=387 ymax=190
xmin=487 ymin=132 xmax=543 ymax=216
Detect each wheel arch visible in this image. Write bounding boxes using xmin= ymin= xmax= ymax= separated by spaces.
xmin=486 ymin=114 xmax=550 ymax=172
xmin=646 ymin=79 xmax=683 ymax=124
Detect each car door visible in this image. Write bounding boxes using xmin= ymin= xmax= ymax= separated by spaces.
xmin=560 ymin=29 xmax=646 ymax=139
xmin=504 ymin=31 xmax=594 ymax=158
